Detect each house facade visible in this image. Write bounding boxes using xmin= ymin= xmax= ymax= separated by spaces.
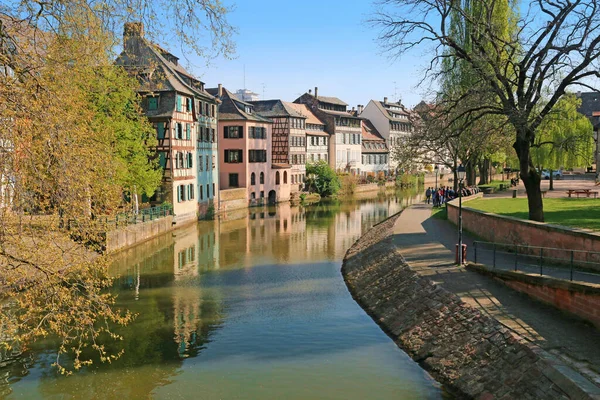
xmin=286 ymin=103 xmax=329 ymax=165
xmin=294 ymin=87 xmax=362 ymax=175
xmin=208 ymin=86 xmax=291 ymax=206
xmin=116 ymin=22 xmax=219 ymax=223
xmin=361 ymin=120 xmax=389 ymax=178
xmin=251 ymin=100 xmax=307 ymax=192
xmin=360 ymin=97 xmax=413 ymax=174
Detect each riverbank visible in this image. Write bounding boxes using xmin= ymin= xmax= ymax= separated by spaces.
xmin=342 ymin=209 xmax=599 ymax=399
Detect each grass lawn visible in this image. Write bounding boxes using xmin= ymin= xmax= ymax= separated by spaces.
xmin=466 ymin=198 xmax=600 ymax=231
xmin=478 ymin=180 xmax=510 ymax=191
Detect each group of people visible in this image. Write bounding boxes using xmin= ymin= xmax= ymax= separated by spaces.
xmin=425 ymin=185 xmax=481 ymax=207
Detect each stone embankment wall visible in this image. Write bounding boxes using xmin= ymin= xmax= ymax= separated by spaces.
xmin=219 ymin=188 xmax=248 ymax=212
xmin=106 ymin=216 xmax=174 ymax=253
xmin=343 ymin=214 xmax=571 ymax=399
xmin=468 ymin=263 xmax=600 ymax=330
xmin=447 ymin=194 xmax=600 ymax=272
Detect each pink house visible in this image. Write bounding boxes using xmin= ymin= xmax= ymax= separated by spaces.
xmin=207 ymin=86 xmax=291 ymax=206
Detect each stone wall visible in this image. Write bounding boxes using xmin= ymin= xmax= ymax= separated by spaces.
xmin=343 ymin=214 xmax=573 ymax=399
xmin=105 ymin=216 xmax=174 ymax=253
xmin=218 ymin=188 xmax=248 ymax=211
xmin=447 ymin=194 xmax=600 ymax=271
xmin=468 ymin=263 xmax=600 ymax=330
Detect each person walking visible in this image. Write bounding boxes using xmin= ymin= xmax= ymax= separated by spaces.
xmin=425 ymin=187 xmax=431 ymax=204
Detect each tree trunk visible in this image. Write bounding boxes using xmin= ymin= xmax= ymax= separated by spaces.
xmin=549 ymin=169 xmax=554 ymax=191
xmin=478 ymin=159 xmax=489 ymax=185
xmin=514 ymin=137 xmax=544 ymax=221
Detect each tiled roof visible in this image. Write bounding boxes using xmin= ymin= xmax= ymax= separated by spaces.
xmin=206 ymin=87 xmax=272 ymax=123
xmin=362 ymin=119 xmax=388 ymax=153
xmin=362 ymin=119 xmax=385 ymax=141
xmin=372 ymin=100 xmax=410 ymax=122
xmin=249 ymin=100 xmax=306 ymax=118
xmin=317 ymin=96 xmax=348 ymax=106
xmin=284 ymin=103 xmax=325 ymax=126
xmin=320 ymin=109 xmax=361 ymax=118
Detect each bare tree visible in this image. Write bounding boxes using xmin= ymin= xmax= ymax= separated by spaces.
xmin=374 ymin=0 xmax=600 ymax=221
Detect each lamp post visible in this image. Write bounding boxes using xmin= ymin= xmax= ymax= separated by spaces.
xmin=457 ymin=164 xmax=466 ymax=265
xmin=434 ymin=164 xmax=439 ymax=189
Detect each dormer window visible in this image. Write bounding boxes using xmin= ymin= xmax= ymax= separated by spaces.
xmin=245 ymin=106 xmax=252 ymax=114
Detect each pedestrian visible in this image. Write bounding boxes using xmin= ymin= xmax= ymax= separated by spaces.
xmin=426 ymin=187 xmax=431 ymax=204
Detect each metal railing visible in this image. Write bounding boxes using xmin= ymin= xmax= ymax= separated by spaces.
xmin=473 ymin=241 xmax=600 ymax=283
xmin=68 ymin=204 xmax=174 ymax=230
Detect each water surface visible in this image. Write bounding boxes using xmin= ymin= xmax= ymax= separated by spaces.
xmin=2 ymin=192 xmax=447 ymax=399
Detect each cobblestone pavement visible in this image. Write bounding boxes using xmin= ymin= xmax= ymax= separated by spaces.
xmin=391 ymin=203 xmax=600 ymax=391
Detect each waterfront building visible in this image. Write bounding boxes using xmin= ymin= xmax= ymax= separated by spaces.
xmin=360 ymin=97 xmax=413 ymax=174
xmin=116 ymin=22 xmax=219 ymax=223
xmin=207 ymin=86 xmax=291 ymax=206
xmin=294 ymin=87 xmax=363 ymax=174
xmin=361 ymin=120 xmax=389 ymax=179
xmin=286 ymin=103 xmax=329 ymax=166
xmin=251 ymin=100 xmax=308 ymax=192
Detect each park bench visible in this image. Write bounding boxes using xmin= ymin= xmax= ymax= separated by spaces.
xmin=566 ymin=189 xmax=598 ymax=198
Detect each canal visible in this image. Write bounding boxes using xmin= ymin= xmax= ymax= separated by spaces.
xmin=2 ymin=191 xmax=448 ymax=399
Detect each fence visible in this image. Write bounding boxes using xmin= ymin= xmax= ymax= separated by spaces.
xmin=68 ymin=204 xmax=174 ymax=231
xmin=473 ymin=241 xmax=600 ymax=283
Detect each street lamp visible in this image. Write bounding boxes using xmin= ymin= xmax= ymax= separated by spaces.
xmin=434 ymin=164 xmax=439 ymax=189
xmin=457 ymin=164 xmax=466 ymax=265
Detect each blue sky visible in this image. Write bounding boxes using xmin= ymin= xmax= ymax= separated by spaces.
xmin=186 ymin=0 xmax=433 ymax=108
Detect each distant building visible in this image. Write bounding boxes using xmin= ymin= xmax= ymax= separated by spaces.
xmin=294 ymin=87 xmax=363 ymax=174
xmin=207 ymin=85 xmax=291 ymax=205
xmin=361 ymin=120 xmax=389 ymax=178
xmin=116 ymin=22 xmax=219 ymax=223
xmin=360 ymin=97 xmax=413 ymax=173
xmin=251 ymin=100 xmax=308 ymax=192
xmin=576 ymin=91 xmax=600 ymax=171
xmin=235 ymin=89 xmax=260 ymax=102
xmin=286 ymin=103 xmax=329 ymax=165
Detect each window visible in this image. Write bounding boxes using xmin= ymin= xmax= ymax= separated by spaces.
xmin=207 ymin=184 xmax=210 ymax=198
xmin=229 ymin=173 xmax=239 ymax=187
xmin=187 ymin=97 xmax=193 ymax=112
xmin=248 ymin=150 xmax=267 ymax=163
xmin=224 ymin=126 xmax=243 ymax=139
xmin=176 ymin=123 xmax=183 ymax=139
xmin=284 ymin=171 xmax=288 ymax=184
xmin=211 ymin=128 xmax=216 ymax=142
xmin=250 ymin=127 xmax=266 ymax=139
xmin=158 ymin=152 xmax=167 ymax=169
xmin=213 ymin=183 xmax=215 ymax=196
xmin=188 ymin=184 xmax=194 ymax=200
xmin=225 ymin=149 xmax=243 ymax=163
xmin=260 ymin=172 xmax=264 ymax=184
xmin=206 ymin=156 xmax=209 ymax=171
xmin=186 ymin=124 xmax=191 ymax=140
xmin=177 ymin=185 xmax=186 ymax=202
xmin=276 ymin=171 xmax=280 ymax=185
xmin=199 ymin=155 xmax=203 ymax=171
xmin=199 ymin=185 xmax=204 ymax=200
xmin=251 ymin=172 xmax=256 ymax=185
xmin=198 ymin=101 xmax=204 ymax=116
xmin=148 ymin=97 xmax=158 ymax=110
xmin=176 ymin=95 xmax=183 ymax=112
xmin=157 ymin=122 xmax=165 ymax=139
xmin=211 ymin=104 xmax=216 ymax=116
xmin=187 ymin=153 xmax=193 ymax=168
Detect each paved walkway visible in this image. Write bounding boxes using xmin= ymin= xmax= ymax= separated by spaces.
xmin=391 ymin=203 xmax=600 ymax=391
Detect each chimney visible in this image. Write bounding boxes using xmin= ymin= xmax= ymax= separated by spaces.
xmin=352 ymin=106 xmax=356 ymax=112
xmin=218 ymin=83 xmax=223 ymax=97
xmin=308 ymin=89 xmax=312 ymax=94
xmin=315 ymin=87 xmax=319 ymax=98
xmin=384 ymin=97 xmax=388 ymax=105
xmin=123 ymin=22 xmax=144 ymax=53
xmin=358 ymin=104 xmax=364 ymax=114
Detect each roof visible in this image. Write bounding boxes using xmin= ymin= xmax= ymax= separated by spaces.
xmin=320 ymin=109 xmax=361 ymax=119
xmin=115 ymin=24 xmax=214 ymax=102
xmin=249 ymin=100 xmax=306 ymax=118
xmin=577 ymin=92 xmax=600 ymax=118
xmin=371 ymin=100 xmax=410 ymax=122
xmin=362 ymin=119 xmax=385 ymax=141
xmin=362 ymin=141 xmax=389 ymax=153
xmin=284 ymin=103 xmax=325 ymax=126
xmin=317 ymin=96 xmax=348 ymax=106
xmin=206 ymin=87 xmax=272 ymax=123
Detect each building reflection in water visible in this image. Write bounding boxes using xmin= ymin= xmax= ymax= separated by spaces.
xmin=2 ymin=189 xmax=424 ymax=398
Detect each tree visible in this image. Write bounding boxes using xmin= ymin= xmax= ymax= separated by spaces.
xmin=306 ymin=161 xmax=342 ymax=198
xmin=0 ymin=1 xmax=234 ymax=373
xmin=374 ymin=0 xmax=600 ymax=221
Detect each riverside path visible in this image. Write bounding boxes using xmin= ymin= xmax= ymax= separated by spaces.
xmin=391 ymin=202 xmax=600 ymax=396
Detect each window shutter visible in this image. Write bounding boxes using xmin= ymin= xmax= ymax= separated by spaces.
xmin=176 ymin=96 xmax=182 ymax=112
xmin=186 ymin=124 xmax=191 ymax=140
xmin=159 ymin=152 xmax=167 ymax=168
xmin=177 ymin=186 xmax=181 ymax=202
xmin=187 ymin=98 xmax=192 ymax=112
xmin=157 ymin=123 xmax=165 ymax=139
xmin=239 ymin=126 xmax=244 ymax=138
xmin=224 ymin=126 xmax=229 ymax=139
xmin=239 ymin=150 xmax=243 ymax=163
xmin=188 ymin=153 xmax=193 ymax=168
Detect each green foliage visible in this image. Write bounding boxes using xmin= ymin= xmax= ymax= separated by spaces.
xmin=531 ymin=94 xmax=594 ymax=170
xmin=305 ymin=161 xmax=341 ymax=197
xmin=339 ymin=174 xmax=358 ymax=195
